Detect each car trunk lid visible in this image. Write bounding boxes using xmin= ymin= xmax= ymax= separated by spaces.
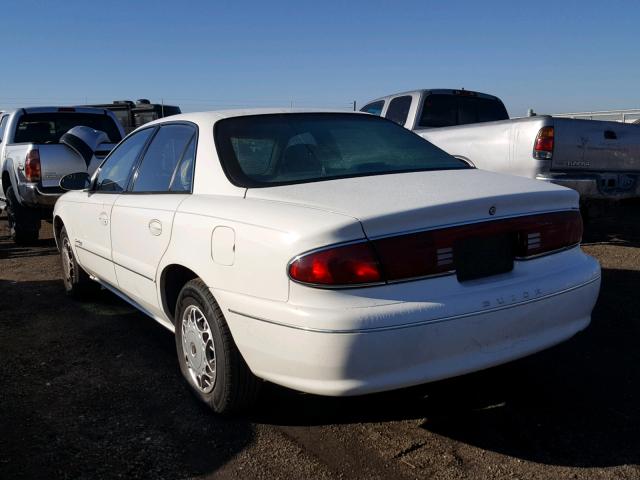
xmin=246 ymin=169 xmax=578 ymax=238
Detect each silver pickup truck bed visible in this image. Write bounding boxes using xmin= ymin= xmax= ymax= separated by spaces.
xmin=364 ymin=89 xmax=640 ymax=201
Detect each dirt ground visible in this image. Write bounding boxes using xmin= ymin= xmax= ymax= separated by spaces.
xmin=1 ymin=204 xmax=639 ymax=480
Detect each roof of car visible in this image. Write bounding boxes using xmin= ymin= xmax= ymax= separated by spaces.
xmin=141 ymin=108 xmax=365 ymax=128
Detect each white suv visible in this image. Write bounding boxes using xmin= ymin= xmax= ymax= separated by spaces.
xmin=54 ymin=109 xmax=600 ymax=414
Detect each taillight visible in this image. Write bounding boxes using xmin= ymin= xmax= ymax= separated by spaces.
xmin=288 ymin=211 xmax=582 ymax=288
xmin=288 ymin=242 xmax=383 ymax=286
xmin=25 ymin=149 xmax=41 ymax=182
xmin=514 ymin=211 xmax=582 ymax=258
xmin=533 ymin=126 xmax=554 ymax=159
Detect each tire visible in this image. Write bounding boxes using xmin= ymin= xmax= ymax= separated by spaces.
xmin=175 ymin=278 xmax=261 ymax=414
xmin=5 ymin=185 xmax=40 ymax=245
xmin=59 ymin=226 xmax=96 ymax=298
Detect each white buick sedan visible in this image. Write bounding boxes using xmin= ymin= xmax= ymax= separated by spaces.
xmin=54 ymin=110 xmax=601 ymax=413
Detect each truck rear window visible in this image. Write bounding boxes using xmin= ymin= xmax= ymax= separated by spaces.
xmin=418 ymin=94 xmax=509 ymax=128
xmin=215 ymin=113 xmax=469 ymax=187
xmin=13 ymin=112 xmax=122 ymax=144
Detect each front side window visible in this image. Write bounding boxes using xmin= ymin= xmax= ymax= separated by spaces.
xmin=132 ymin=124 xmax=196 ymax=192
xmin=95 ymin=128 xmax=154 ymax=192
xmin=215 ymin=113 xmax=468 ymax=187
xmin=360 ymin=101 xmax=385 ymax=116
xmin=384 ymin=96 xmax=412 ymax=125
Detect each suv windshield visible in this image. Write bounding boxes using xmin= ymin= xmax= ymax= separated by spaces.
xmin=14 ymin=112 xmax=122 ymax=144
xmin=215 ymin=113 xmax=468 ymax=187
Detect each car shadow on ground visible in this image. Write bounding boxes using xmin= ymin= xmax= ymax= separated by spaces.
xmin=582 ymin=199 xmax=640 ymax=247
xmin=251 ymin=266 xmax=640 ymax=469
xmin=0 ymin=279 xmax=255 ymax=479
xmin=0 ymin=237 xmax=58 ymax=260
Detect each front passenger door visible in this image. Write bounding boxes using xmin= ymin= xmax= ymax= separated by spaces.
xmin=110 ymin=123 xmax=197 ymax=316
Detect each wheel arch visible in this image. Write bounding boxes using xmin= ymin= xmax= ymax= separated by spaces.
xmin=53 ymin=215 xmax=65 ymax=250
xmin=1 ymin=169 xmax=13 ymax=198
xmin=159 ymin=264 xmax=201 ymax=325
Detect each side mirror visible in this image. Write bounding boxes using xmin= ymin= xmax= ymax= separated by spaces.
xmin=60 ymin=172 xmax=91 ymax=191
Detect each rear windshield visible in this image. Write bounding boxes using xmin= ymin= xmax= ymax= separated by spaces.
xmin=13 ymin=112 xmax=122 ymax=144
xmin=215 ymin=113 xmax=468 ymax=187
xmin=418 ymin=94 xmax=509 ymax=128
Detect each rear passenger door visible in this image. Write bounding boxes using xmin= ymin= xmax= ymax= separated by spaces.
xmin=110 ymin=123 xmax=197 ymax=315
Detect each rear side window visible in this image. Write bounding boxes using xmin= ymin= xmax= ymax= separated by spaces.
xmin=95 ymin=128 xmax=154 ymax=192
xmin=169 ymin=136 xmax=196 ymax=192
xmin=132 ymin=124 xmax=196 ymax=193
xmin=384 ymin=96 xmax=412 ymax=125
xmin=418 ymin=94 xmax=509 ymax=127
xmin=13 ymin=112 xmax=122 ymax=144
xmin=360 ymin=101 xmax=385 ymax=116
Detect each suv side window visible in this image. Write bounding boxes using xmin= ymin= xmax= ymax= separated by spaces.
xmin=384 ymin=96 xmax=412 ymax=126
xmin=132 ymin=124 xmax=196 ymax=193
xmin=95 ymin=128 xmax=154 ymax=192
xmin=0 ymin=115 xmax=7 ymax=142
xmin=360 ymin=101 xmax=385 ymax=116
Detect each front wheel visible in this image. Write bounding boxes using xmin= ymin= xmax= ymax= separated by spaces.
xmin=175 ymin=279 xmax=261 ymax=414
xmin=59 ymin=226 xmax=97 ymax=298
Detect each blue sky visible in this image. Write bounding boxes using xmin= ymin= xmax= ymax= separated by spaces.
xmin=1 ymin=0 xmax=639 ymax=116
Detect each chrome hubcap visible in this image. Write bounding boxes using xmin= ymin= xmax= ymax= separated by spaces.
xmin=181 ymin=305 xmax=216 ymax=393
xmin=61 ymin=237 xmax=74 ymax=284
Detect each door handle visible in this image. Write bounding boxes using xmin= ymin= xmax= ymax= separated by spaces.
xmin=98 ymin=212 xmax=109 ymax=226
xmin=148 ymin=219 xmax=162 ymax=236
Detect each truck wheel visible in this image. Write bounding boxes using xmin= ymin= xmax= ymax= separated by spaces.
xmin=59 ymin=226 xmax=96 ymax=298
xmin=5 ymin=186 xmax=40 ymax=245
xmin=175 ymin=278 xmax=261 ymax=414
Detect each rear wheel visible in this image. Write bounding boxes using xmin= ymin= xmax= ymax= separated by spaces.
xmin=5 ymin=186 xmax=40 ymax=245
xmin=175 ymin=278 xmax=261 ymax=414
xmin=59 ymin=226 xmax=96 ymax=298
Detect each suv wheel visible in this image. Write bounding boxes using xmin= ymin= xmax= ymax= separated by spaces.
xmin=6 ymin=186 xmax=40 ymax=245
xmin=175 ymin=278 xmax=261 ymax=414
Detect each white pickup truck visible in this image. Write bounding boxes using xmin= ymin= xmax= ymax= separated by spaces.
xmin=361 ymin=89 xmax=640 ymax=205
xmin=0 ymin=107 xmax=124 ymax=243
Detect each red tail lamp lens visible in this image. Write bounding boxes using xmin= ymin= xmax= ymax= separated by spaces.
xmin=289 ymin=242 xmax=383 ymax=286
xmin=534 ymin=126 xmax=554 ymax=159
xmin=25 ymin=149 xmax=41 ymax=182
xmin=289 ymin=211 xmax=582 ymax=288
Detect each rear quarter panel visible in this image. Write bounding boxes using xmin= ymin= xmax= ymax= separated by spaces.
xmin=417 ymin=116 xmax=552 ymax=178
xmin=158 ymin=195 xmax=364 ymax=304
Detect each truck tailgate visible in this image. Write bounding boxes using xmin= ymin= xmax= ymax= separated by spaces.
xmin=552 ymin=118 xmax=640 ymax=172
xmin=38 ymin=144 xmax=88 ymax=188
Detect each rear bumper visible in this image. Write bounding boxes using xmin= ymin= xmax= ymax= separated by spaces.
xmin=17 ymin=182 xmax=62 ymax=209
xmin=215 ymin=248 xmax=601 ymax=396
xmin=537 ymin=172 xmax=640 ymax=200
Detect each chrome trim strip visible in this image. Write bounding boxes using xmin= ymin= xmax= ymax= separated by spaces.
xmin=75 ymin=244 xmax=156 ymax=282
xmin=228 ymin=275 xmax=600 ymax=334
xmin=367 ymin=208 xmax=579 ymax=241
xmin=95 ymin=279 xmax=175 ymax=332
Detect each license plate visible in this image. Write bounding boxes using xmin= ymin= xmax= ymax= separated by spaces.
xmin=454 ymin=234 xmax=514 ymax=282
